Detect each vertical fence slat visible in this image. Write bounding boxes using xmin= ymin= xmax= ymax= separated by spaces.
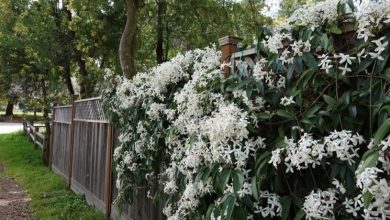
xmin=67 ymin=95 xmax=78 ymax=188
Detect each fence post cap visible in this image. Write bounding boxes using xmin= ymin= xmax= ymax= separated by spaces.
xmin=218 ymin=36 xmax=243 ymax=47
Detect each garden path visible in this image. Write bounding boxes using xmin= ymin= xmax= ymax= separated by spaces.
xmin=0 ymin=163 xmax=35 ymax=220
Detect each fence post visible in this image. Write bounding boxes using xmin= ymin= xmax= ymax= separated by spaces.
xmin=104 ymin=124 xmax=113 ymax=219
xmin=48 ymin=102 xmax=57 ymax=170
xmin=34 ymin=126 xmax=39 ymax=149
xmin=218 ymin=36 xmax=242 ymax=77
xmin=67 ymin=95 xmax=78 ymax=188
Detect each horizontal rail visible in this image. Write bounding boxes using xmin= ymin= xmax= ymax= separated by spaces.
xmin=232 ymin=48 xmax=257 ymax=58
xmin=54 ymin=105 xmax=72 ymax=109
xmin=53 ymin=121 xmax=72 ymax=124
xmin=74 ymin=96 xmax=102 ymax=103
xmin=73 ymin=118 xmax=109 ymax=124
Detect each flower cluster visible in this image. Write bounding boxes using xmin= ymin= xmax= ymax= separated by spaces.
xmin=270 ymin=131 xmax=364 ymax=172
xmin=303 ymin=189 xmax=337 ymax=220
xmin=355 ymin=167 xmax=390 ymax=219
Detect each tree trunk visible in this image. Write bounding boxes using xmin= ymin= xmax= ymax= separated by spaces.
xmin=40 ymin=78 xmax=51 ymax=166
xmin=63 ymin=58 xmax=75 ymax=95
xmin=119 ymin=0 xmax=143 ymax=79
xmin=75 ymin=50 xmax=92 ymax=98
xmin=53 ymin=2 xmax=75 ymax=95
xmin=5 ymin=101 xmax=13 ymax=116
xmin=156 ymin=0 xmax=166 ymax=64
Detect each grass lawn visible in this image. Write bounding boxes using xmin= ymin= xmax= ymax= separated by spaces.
xmin=0 ymin=132 xmax=106 ymax=220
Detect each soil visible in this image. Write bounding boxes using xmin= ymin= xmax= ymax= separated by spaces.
xmin=0 ymin=163 xmax=36 ymax=220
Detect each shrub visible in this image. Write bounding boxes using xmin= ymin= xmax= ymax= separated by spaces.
xmin=104 ymin=0 xmax=390 ymax=219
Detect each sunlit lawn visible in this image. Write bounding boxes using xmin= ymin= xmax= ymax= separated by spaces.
xmin=0 ymin=132 xmax=106 ymax=220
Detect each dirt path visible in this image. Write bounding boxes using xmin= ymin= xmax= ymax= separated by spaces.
xmin=0 ymin=163 xmax=35 ymax=220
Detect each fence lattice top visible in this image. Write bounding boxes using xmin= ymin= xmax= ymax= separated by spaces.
xmin=54 ymin=105 xmax=72 ymax=123
xmin=74 ymin=97 xmax=108 ymax=123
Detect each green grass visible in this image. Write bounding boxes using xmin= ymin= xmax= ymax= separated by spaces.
xmin=0 ymin=132 xmax=106 ymax=220
xmin=0 ymin=110 xmax=44 ymax=116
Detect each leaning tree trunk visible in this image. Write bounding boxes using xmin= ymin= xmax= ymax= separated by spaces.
xmin=119 ymin=0 xmax=143 ymax=79
xmin=156 ymin=0 xmax=166 ymax=64
xmin=40 ymin=78 xmax=51 ymax=166
xmin=5 ymin=101 xmax=13 ymax=116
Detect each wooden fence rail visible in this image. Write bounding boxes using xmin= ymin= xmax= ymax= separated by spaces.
xmin=48 ymin=96 xmax=164 ymax=220
xmin=23 ymin=121 xmax=46 ymax=149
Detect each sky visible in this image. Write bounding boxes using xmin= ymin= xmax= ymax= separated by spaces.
xmin=261 ymin=0 xmax=282 ymax=19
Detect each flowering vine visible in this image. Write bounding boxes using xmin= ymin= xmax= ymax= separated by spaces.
xmin=104 ymin=0 xmax=390 ymax=219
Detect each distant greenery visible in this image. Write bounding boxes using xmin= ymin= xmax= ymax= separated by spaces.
xmin=0 ymin=132 xmax=105 ymax=220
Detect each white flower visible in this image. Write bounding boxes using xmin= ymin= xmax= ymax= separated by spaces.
xmin=335 ymin=53 xmax=356 ymax=65
xmin=324 ymin=130 xmax=364 ymax=165
xmin=262 ymin=33 xmax=291 ymax=54
xmin=356 ymin=167 xmax=390 ymax=220
xmin=146 ymin=102 xmax=166 ymax=120
xmin=379 ymin=135 xmax=390 ymax=151
xmin=343 ymin=195 xmax=363 ymax=217
xmin=269 ymin=148 xmax=284 ymax=168
xmin=254 ymin=191 xmax=282 ymax=218
xmin=338 ymin=64 xmax=352 ymax=75
xmin=291 ymin=39 xmax=311 ymax=56
xmin=356 ymin=167 xmax=382 ymax=192
xmin=318 ymin=54 xmax=333 ymax=73
xmin=303 ymin=189 xmax=337 ymax=220
xmin=332 ymin=179 xmax=346 ymax=194
xmin=369 ymin=36 xmax=388 ymax=61
xmin=277 ymin=76 xmax=286 ymax=89
xmin=280 ymin=96 xmax=295 ymax=106
xmin=357 ymin=48 xmax=367 ymax=63
xmin=283 ymin=133 xmax=326 ymax=172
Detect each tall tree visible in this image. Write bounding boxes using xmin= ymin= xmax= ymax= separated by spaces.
xmin=119 ymin=0 xmax=144 ymax=79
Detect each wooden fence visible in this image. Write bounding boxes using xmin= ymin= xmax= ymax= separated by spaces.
xmin=49 ymin=96 xmax=164 ymax=220
xmin=23 ymin=121 xmax=46 ymax=149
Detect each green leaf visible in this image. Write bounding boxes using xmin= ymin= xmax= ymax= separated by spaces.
xmin=363 ymin=191 xmax=373 ymax=208
xmin=232 ymin=170 xmax=244 ymax=195
xmin=217 ymin=169 xmax=231 ymax=194
xmin=302 ymin=53 xmax=318 ymax=70
xmin=356 ymin=150 xmax=379 ymax=175
xmin=304 ymin=105 xmax=322 ymax=118
xmin=256 ymin=81 xmax=265 ymax=95
xmin=321 ymin=34 xmax=329 ymax=50
xmin=281 ymin=196 xmax=292 ymax=220
xmin=331 ymin=163 xmax=340 ymax=179
xmin=327 ymin=23 xmax=342 ymax=34
xmin=323 ymin=95 xmax=338 ymax=108
xmin=251 ymin=175 xmax=259 ymax=201
xmin=258 ymin=112 xmax=271 ymax=120
xmin=276 ymin=110 xmax=294 ymax=119
xmin=294 ymin=210 xmax=306 ymax=220
xmin=349 ymin=105 xmax=357 ymax=118
xmin=347 ymin=0 xmax=355 ymax=11
xmin=372 ymin=119 xmax=390 ymax=147
xmin=358 ymin=58 xmax=373 ymax=73
xmin=206 ymin=204 xmax=215 ymax=220
xmin=223 ymin=195 xmax=236 ymax=220
xmin=232 ymin=206 xmax=247 ymax=220
xmin=287 ymin=63 xmax=296 ymax=80
xmin=294 ymin=56 xmax=303 ymax=74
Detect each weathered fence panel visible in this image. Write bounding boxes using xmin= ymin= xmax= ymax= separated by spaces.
xmin=49 ymin=97 xmax=165 ymax=220
xmin=70 ymin=97 xmax=110 ymax=212
xmin=51 ymin=105 xmax=72 ymax=180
